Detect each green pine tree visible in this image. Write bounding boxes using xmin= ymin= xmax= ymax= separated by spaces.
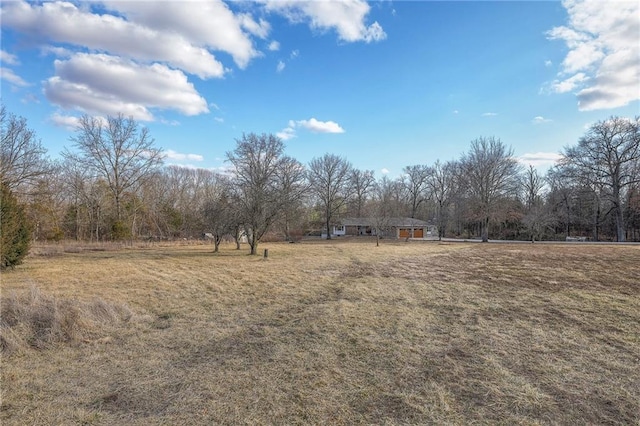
xmin=1 ymin=181 xmax=32 ymax=270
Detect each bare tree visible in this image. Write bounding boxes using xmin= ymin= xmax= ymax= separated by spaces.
xmin=65 ymin=114 xmax=164 ymax=225
xmin=402 ymin=164 xmax=431 ymax=218
xmin=1 ymin=105 xmax=51 ymax=192
xmin=521 ymin=165 xmax=546 ymax=210
xmin=349 ymin=168 xmax=375 ymax=217
xmin=520 ymin=166 xmax=554 ymax=241
xmin=202 ymin=175 xmax=234 ymax=252
xmin=561 ymin=116 xmax=639 ymax=242
xmin=427 ymin=160 xmax=457 ymax=240
xmin=458 ymin=137 xmax=522 ymax=242
xmin=276 ymin=156 xmax=308 ymax=241
xmin=368 ymin=176 xmax=398 ymax=246
xmin=227 ymin=133 xmax=294 ymax=255
xmin=308 ymin=154 xmax=352 ymax=240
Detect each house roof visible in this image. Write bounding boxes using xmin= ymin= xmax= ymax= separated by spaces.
xmin=340 ymin=217 xmax=434 ymax=227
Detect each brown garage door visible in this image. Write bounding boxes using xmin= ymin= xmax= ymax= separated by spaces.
xmin=399 ymin=228 xmax=423 ymax=238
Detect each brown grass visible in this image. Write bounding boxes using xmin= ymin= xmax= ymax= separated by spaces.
xmin=1 ymin=239 xmax=638 ymax=425
xmin=1 ymin=286 xmax=140 ymax=354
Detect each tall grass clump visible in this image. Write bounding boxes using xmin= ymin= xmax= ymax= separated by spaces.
xmin=0 ymin=286 xmax=134 ymax=354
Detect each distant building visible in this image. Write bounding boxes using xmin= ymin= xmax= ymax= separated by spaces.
xmin=329 ymin=217 xmax=437 ymax=239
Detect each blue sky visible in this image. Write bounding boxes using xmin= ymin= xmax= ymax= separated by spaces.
xmin=1 ymin=0 xmax=638 ymax=177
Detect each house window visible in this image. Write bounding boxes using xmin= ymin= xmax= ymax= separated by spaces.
xmin=335 ymin=225 xmax=345 ymax=232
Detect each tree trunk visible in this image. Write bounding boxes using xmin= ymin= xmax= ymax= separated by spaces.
xmin=613 ymin=184 xmax=625 ymax=242
xmin=234 ymin=225 xmax=242 ymax=250
xmin=284 ymin=219 xmax=291 ymax=242
xmin=325 ymin=218 xmax=331 ymax=240
xmin=593 ymin=202 xmax=600 ymax=242
xmin=481 ymin=216 xmax=489 ymax=242
xmin=616 ymin=207 xmax=625 ymax=242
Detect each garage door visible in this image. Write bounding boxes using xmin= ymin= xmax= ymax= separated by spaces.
xmin=399 ymin=228 xmax=423 ymax=238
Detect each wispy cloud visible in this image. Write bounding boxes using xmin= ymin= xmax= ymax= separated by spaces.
xmin=481 ymin=112 xmax=498 ymax=117
xmin=381 ymin=168 xmax=390 ymax=175
xmin=268 ymin=41 xmax=280 ymax=51
xmin=164 ymin=149 xmax=204 ymax=162
xmin=0 ymin=67 xmax=30 ymax=87
xmin=276 ymin=60 xmax=286 ymax=73
xmin=532 ymin=116 xmax=552 ymax=124
xmin=276 ymin=125 xmax=296 ymax=141
xmin=518 ymin=152 xmax=562 ymax=168
xmin=1 ymin=50 xmax=20 ymax=66
xmin=49 ymin=113 xmax=81 ymax=130
xmin=547 ymin=72 xmax=589 ymax=94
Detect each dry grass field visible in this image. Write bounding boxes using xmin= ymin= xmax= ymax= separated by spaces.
xmin=1 ymin=239 xmax=639 ymax=425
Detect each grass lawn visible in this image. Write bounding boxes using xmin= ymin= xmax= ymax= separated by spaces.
xmin=1 ymin=239 xmax=639 ymax=425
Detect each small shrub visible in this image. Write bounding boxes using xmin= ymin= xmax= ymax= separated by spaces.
xmin=111 ymin=220 xmax=131 ymax=241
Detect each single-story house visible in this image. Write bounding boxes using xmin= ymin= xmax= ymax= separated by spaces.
xmin=331 ymin=217 xmax=437 ymax=239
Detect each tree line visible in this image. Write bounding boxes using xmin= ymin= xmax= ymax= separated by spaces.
xmin=2 ymin=104 xmax=639 ymax=261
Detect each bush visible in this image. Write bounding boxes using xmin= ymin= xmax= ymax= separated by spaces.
xmin=111 ymin=219 xmax=131 ymax=240
xmin=1 ymin=182 xmax=31 ymax=270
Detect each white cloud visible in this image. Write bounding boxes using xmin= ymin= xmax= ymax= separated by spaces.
xmin=0 ymin=67 xmax=29 ymax=87
xmin=102 ymin=0 xmax=260 ymax=70
xmin=1 ymin=1 xmax=227 ymax=78
xmin=518 ymin=152 xmax=562 ymax=168
xmin=532 ymin=116 xmax=553 ymax=124
xmin=238 ymin=13 xmax=270 ymax=39
xmin=277 ymin=126 xmax=297 ymax=141
xmin=453 ymin=110 xmax=459 ymax=114
xmin=214 ymin=117 xmax=224 ymax=123
xmin=40 ymin=45 xmax=73 ymax=58
xmin=296 ymin=118 xmax=345 ymax=133
xmin=268 ymin=41 xmax=280 ymax=51
xmin=276 ymin=60 xmax=286 ymax=73
xmin=49 ymin=112 xmax=81 ymax=130
xmin=545 ymin=60 xmax=553 ymax=67
xmin=547 ymin=0 xmax=640 ymax=110
xmin=481 ymin=112 xmax=498 ymax=117
xmin=265 ymin=0 xmax=386 ymax=43
xmin=1 ymin=50 xmax=20 ymax=65
xmin=164 ymin=149 xmax=204 ymax=162
xmin=381 ymin=168 xmax=390 ymax=175
xmin=43 ymin=53 xmax=208 ymax=121
xmin=549 ymin=72 xmax=590 ymax=93
xmin=278 ymin=117 xmax=345 ymax=139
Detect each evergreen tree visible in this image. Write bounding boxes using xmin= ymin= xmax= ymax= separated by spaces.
xmin=1 ymin=181 xmax=32 ymax=269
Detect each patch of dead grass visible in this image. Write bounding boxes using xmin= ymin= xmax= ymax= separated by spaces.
xmin=0 ymin=286 xmax=142 ymax=354
xmin=1 ymin=241 xmax=638 ymax=424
